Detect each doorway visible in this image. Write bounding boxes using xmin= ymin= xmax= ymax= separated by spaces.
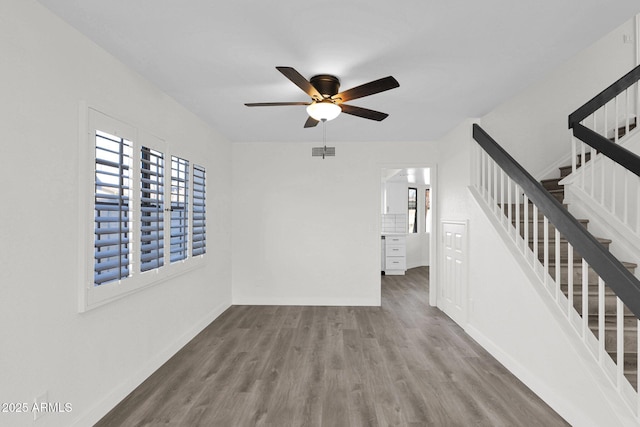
xmin=380 ymin=166 xmax=436 ymax=304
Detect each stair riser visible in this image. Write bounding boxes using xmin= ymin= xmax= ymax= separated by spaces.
xmin=535 ymin=241 xmax=609 ymax=262
xmin=549 ymin=191 xmax=564 ymax=203
xmin=551 ymin=264 xmax=636 ymax=286
xmin=572 ymin=296 xmax=633 ymax=316
xmin=596 ymin=331 xmax=638 ymax=352
xmin=556 ymin=269 xmax=604 ymax=286
xmin=517 ymin=221 xmax=589 ymax=241
xmin=502 ymin=204 xmax=569 ymax=220
xmin=541 ymin=178 xmax=562 ymax=191
xmin=559 ymin=165 xmax=572 ymax=178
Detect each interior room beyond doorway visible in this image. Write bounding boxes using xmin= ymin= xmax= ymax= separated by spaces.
xmin=381 ymin=167 xmax=432 ymax=278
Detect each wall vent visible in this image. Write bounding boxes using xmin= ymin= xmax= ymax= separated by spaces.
xmin=312 ymin=146 xmax=335 ymax=158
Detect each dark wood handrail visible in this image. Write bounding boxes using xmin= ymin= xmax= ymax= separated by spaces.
xmin=473 ymin=124 xmax=640 ymax=319
xmin=569 ymin=64 xmax=640 ymax=127
xmin=572 ymin=123 xmax=640 ymax=178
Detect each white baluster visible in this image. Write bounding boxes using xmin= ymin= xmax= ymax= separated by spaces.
xmin=568 ymin=243 xmax=574 ymax=318
xmin=604 ymin=101 xmax=609 ymax=139
xmin=637 ymin=317 xmax=640 ymax=413
xmin=507 ymin=177 xmax=513 ymax=234
xmin=544 ymin=216 xmax=549 ymax=288
xmin=582 ymin=259 xmax=589 ymax=339
xmin=637 ymin=181 xmax=640 ymax=234
xmin=626 ymin=87 xmax=631 ymax=136
xmin=481 ymin=150 xmax=486 ymax=196
xmin=615 ymin=94 xmax=620 ymax=144
xmin=625 ymin=169 xmax=629 ymax=226
xmin=636 ymin=81 xmax=640 ymax=132
xmin=580 ymin=138 xmax=586 ymax=189
xmin=533 ymin=205 xmax=539 ymax=268
xmin=598 ymin=277 xmax=605 ymax=365
xmin=500 ymin=169 xmax=505 ymax=227
xmin=515 ymin=184 xmax=521 ymax=244
xmin=555 ymin=228 xmax=561 ymax=301
xmin=590 ymin=142 xmax=595 ymax=199
xmin=601 ymin=152 xmax=606 ymax=206
xmin=485 ymin=151 xmax=490 ymax=198
xmin=572 ymin=135 xmax=577 ymax=174
xmin=617 ymin=297 xmax=625 ymax=390
xmin=523 ymin=194 xmax=529 ymax=257
xmin=612 ymin=159 xmax=617 ymax=217
xmin=493 ymin=158 xmax=498 ymax=215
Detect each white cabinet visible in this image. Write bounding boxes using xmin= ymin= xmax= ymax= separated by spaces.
xmin=384 ymin=234 xmax=406 ymax=275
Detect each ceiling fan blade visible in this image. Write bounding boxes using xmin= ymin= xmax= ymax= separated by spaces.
xmin=332 ymin=76 xmax=399 ymax=103
xmin=340 ymin=104 xmax=389 ymax=121
xmin=276 ymin=66 xmax=323 ymax=100
xmin=245 ymin=102 xmax=310 ymax=107
xmin=304 ymin=116 xmax=320 ymax=128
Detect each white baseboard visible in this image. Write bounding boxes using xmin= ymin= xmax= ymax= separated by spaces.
xmin=72 ymin=301 xmax=231 ymax=427
xmin=231 ymin=296 xmax=381 ymax=306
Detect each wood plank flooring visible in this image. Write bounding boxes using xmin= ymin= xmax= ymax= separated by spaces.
xmin=95 ymin=267 xmax=569 ymax=426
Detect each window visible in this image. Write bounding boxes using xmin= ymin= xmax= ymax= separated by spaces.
xmin=140 ymin=147 xmax=165 ymax=272
xmin=425 ymin=188 xmax=431 ymax=233
xmin=408 ymin=187 xmax=417 ymax=233
xmin=81 ymin=109 xmax=207 ymax=311
xmin=94 ymin=131 xmax=133 ymax=286
xmin=192 ymin=165 xmax=206 ymax=256
xmin=170 ymin=156 xmax=189 ymax=263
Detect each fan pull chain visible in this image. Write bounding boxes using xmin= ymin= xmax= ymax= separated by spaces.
xmin=322 ymin=118 xmax=327 ymax=159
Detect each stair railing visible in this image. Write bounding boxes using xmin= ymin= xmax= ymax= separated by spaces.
xmin=471 ymin=123 xmax=640 ymax=415
xmin=568 ymin=64 xmax=640 ymax=236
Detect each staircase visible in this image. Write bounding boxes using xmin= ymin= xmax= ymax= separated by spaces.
xmin=473 ymin=65 xmax=640 ymax=420
xmin=538 ymin=156 xmax=638 ymax=388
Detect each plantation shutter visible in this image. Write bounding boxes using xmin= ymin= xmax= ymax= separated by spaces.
xmin=192 ymin=165 xmax=206 ymax=256
xmin=170 ymin=156 xmax=189 ymax=262
xmin=94 ymin=130 xmax=132 ymax=285
xmin=140 ymin=147 xmax=165 ymax=271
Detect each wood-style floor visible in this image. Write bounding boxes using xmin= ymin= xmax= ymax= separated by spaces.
xmin=95 ymin=267 xmax=569 ymax=426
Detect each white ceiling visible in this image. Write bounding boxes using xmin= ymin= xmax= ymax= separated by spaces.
xmin=37 ymin=1 xmax=639 ymax=143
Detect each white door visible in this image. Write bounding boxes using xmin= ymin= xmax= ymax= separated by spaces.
xmin=439 ymin=221 xmax=467 ymax=325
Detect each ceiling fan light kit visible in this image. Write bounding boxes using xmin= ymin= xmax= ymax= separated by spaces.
xmin=245 ymin=66 xmax=399 ymax=128
xmin=306 ymin=100 xmax=341 ymax=121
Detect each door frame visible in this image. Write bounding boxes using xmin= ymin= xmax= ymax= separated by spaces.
xmin=378 ymin=163 xmax=438 ymax=306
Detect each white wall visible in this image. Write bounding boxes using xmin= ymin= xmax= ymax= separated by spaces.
xmin=232 ymin=141 xmax=438 ymax=305
xmin=0 ymin=2 xmax=232 ymax=426
xmin=481 ymin=17 xmax=637 ymax=179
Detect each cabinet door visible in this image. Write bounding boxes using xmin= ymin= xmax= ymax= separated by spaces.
xmin=385 ymin=235 xmax=405 ymax=245
xmin=385 ymin=245 xmax=406 ymax=257
xmin=385 ymin=256 xmax=406 ymax=271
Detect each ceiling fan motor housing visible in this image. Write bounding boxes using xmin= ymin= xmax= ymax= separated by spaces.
xmin=310 ymin=75 xmax=340 ymax=98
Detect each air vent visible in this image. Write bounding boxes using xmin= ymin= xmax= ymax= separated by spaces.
xmin=312 ymin=146 xmax=335 ymax=159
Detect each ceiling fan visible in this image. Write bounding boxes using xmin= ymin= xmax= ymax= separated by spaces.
xmin=245 ymin=66 xmax=400 ymax=128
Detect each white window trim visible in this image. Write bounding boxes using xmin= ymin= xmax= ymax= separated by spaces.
xmin=78 ymin=107 xmax=205 ymax=312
